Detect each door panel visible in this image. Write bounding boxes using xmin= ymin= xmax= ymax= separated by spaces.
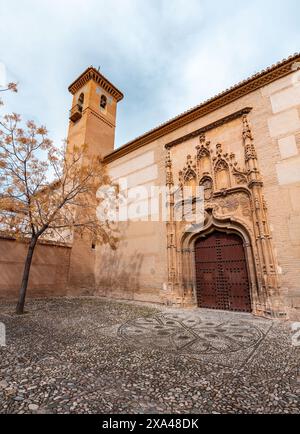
xmin=195 ymin=231 xmax=251 ymax=313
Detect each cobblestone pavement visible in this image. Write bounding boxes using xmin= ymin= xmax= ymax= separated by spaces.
xmin=0 ymin=297 xmax=299 ymax=414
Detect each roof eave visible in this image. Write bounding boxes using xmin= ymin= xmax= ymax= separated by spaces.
xmin=68 ymin=67 xmax=124 ymax=102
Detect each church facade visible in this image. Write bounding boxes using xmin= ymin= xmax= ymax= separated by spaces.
xmin=1 ymin=54 xmax=300 ymax=320
xmin=65 ymin=53 xmax=300 ymax=320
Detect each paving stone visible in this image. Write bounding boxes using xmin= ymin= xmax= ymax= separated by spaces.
xmin=0 ymin=297 xmax=299 ymax=414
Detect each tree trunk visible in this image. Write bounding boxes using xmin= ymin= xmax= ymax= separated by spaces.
xmin=16 ymin=236 xmax=38 ymax=315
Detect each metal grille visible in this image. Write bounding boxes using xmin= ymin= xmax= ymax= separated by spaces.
xmin=195 ymin=231 xmax=251 ymax=313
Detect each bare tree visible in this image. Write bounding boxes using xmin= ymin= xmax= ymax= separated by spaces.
xmin=0 ymin=113 xmax=117 ymax=314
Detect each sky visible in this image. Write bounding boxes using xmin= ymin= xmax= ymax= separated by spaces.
xmin=0 ymin=0 xmax=299 ymax=149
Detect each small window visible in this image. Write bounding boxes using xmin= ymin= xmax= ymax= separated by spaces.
xmin=100 ymin=94 xmax=107 ymax=109
xmin=78 ymin=93 xmax=84 ymax=112
xmin=78 ymin=93 xmax=84 ymax=105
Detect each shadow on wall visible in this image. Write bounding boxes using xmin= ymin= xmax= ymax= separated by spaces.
xmin=96 ymin=249 xmax=144 ymax=299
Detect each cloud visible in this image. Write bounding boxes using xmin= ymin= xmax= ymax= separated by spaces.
xmin=0 ymin=0 xmax=299 ymax=149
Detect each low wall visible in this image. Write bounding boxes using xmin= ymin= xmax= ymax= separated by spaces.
xmin=0 ymin=237 xmax=71 ymax=298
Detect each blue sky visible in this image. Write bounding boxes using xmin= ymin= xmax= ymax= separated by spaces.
xmin=0 ymin=0 xmax=299 ymax=149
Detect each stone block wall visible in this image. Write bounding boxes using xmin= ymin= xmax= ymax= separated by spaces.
xmin=0 ymin=237 xmax=71 ymax=298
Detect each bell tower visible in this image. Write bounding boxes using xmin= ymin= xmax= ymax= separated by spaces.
xmin=66 ymin=67 xmax=123 ymax=294
xmin=67 ymin=66 xmax=123 ymax=159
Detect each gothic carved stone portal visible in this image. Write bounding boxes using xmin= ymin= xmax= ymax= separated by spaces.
xmin=164 ymin=114 xmax=282 ymax=318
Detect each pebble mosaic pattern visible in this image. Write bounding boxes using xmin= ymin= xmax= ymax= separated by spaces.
xmin=118 ymin=311 xmax=273 ymax=368
xmin=0 ymin=298 xmax=299 ymax=414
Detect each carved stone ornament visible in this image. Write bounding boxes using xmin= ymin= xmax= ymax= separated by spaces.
xmin=196 ymin=134 xmax=211 ymax=160
xmin=242 ymin=115 xmax=253 ymax=141
xmin=199 ymin=177 xmax=213 ymax=201
xmin=215 ymin=158 xmax=229 ymax=173
xmin=165 ymin=150 xmax=174 ymax=186
xmin=179 ymin=155 xmax=197 ymax=185
xmin=208 ymin=192 xmax=252 ymax=219
xmin=229 ymin=152 xmax=248 ymax=185
xmin=218 ymin=196 xmax=240 ymax=213
xmin=232 ymin=167 xmax=248 ymax=185
xmin=212 ymin=144 xmax=231 ymax=169
xmin=242 ymin=115 xmax=257 ymax=161
xmin=165 ymin=111 xmax=281 ymax=319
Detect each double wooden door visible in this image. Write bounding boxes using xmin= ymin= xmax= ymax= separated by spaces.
xmin=195 ymin=231 xmax=251 ymax=313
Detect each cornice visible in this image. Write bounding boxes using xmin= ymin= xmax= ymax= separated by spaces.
xmin=87 ymin=108 xmax=116 ymax=128
xmin=165 ymin=107 xmax=252 ymax=149
xmin=103 ymin=53 xmax=300 ymax=164
xmin=68 ymin=67 xmax=124 ymax=102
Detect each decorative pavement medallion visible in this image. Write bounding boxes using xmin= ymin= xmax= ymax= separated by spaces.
xmin=118 ymin=310 xmax=274 ymax=368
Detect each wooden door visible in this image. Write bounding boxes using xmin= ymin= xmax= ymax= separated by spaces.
xmin=195 ymin=231 xmax=251 ymax=313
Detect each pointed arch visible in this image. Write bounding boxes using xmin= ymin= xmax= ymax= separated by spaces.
xmin=180 ymin=211 xmax=261 ymax=315
xmin=184 ymin=169 xmax=197 ymax=198
xmin=214 ymin=158 xmax=230 ymax=190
